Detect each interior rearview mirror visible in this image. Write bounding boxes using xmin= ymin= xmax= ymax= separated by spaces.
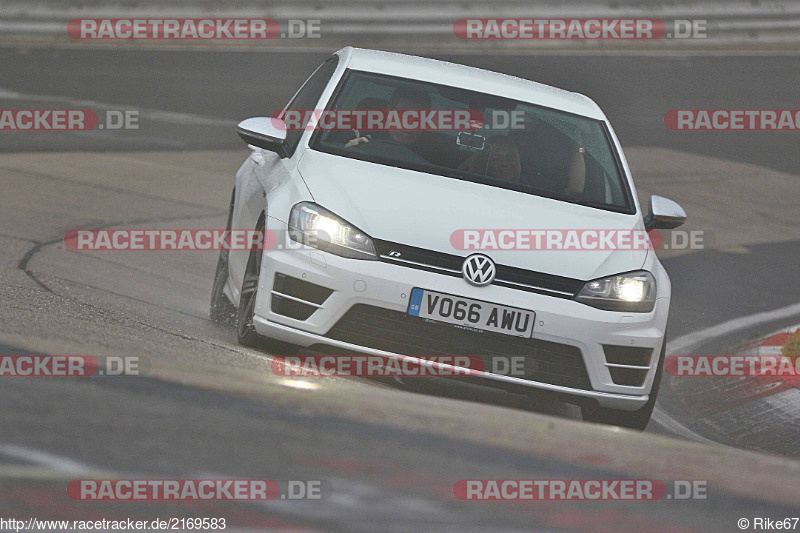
xmin=236 ymin=117 xmax=288 ymax=158
xmin=644 ymin=195 xmax=687 ymax=230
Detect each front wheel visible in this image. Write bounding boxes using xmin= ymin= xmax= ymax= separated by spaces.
xmin=209 ymin=188 xmax=237 ymax=325
xmin=236 ymin=238 xmax=263 ymax=348
xmin=580 ymin=340 xmax=666 ymax=431
xmin=236 ymin=215 xmax=297 ymax=355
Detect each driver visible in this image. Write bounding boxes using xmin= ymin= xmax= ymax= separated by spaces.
xmin=345 ymin=88 xmax=432 ymax=161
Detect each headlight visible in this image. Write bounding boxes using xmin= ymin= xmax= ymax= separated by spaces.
xmin=576 ymin=271 xmax=656 ymax=312
xmin=288 ymin=202 xmax=377 ymax=260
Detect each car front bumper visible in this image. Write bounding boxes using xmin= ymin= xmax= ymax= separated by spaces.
xmin=253 ymin=217 xmax=669 ymax=411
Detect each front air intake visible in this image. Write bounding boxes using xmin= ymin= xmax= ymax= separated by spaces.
xmin=270 ymin=273 xmax=333 ymax=321
xmin=602 ymin=345 xmax=653 ymax=387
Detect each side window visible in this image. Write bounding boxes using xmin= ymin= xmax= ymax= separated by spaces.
xmin=282 ymin=56 xmax=339 ymax=156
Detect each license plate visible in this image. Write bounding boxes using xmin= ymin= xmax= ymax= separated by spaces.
xmin=407 ymin=288 xmax=535 ymax=338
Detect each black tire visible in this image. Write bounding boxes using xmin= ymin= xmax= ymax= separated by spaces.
xmin=237 ymin=215 xmax=266 ymax=347
xmin=236 ymin=214 xmax=298 ymax=355
xmin=580 ymin=339 xmax=666 ymax=431
xmin=209 ymin=188 xmax=237 ymax=325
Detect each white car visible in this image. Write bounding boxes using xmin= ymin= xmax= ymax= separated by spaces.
xmin=210 ymin=47 xmax=686 ymax=430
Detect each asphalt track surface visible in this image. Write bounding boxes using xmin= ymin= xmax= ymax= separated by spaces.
xmin=1 ymin=47 xmax=799 ymax=531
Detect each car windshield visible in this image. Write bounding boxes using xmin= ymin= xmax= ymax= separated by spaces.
xmin=311 ymin=70 xmax=634 ymax=213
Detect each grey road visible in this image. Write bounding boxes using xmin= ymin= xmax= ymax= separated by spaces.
xmin=1 ymin=47 xmax=799 ymax=531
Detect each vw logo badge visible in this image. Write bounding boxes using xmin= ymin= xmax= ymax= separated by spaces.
xmin=462 ymin=254 xmax=496 ymax=287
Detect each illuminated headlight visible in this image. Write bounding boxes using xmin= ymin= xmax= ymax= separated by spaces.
xmin=288 ymin=202 xmax=377 ymax=260
xmin=576 ymin=271 xmax=656 ymax=312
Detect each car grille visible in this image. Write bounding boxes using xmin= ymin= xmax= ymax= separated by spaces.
xmin=373 ymin=239 xmax=584 ymax=299
xmin=324 ymin=304 xmax=592 ymax=390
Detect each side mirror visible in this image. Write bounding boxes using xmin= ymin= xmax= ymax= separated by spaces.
xmin=644 ymin=195 xmax=687 ymax=230
xmin=236 ymin=117 xmax=288 ymax=158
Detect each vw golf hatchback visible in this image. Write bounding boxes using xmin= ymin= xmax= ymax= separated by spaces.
xmin=210 ymin=47 xmax=686 ymax=430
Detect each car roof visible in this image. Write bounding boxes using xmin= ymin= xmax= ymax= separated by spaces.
xmin=335 ymin=47 xmax=606 ymax=120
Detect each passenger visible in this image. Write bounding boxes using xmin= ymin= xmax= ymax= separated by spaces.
xmin=486 ymin=137 xmax=521 ymax=182
xmin=459 ymin=136 xmax=521 ymax=183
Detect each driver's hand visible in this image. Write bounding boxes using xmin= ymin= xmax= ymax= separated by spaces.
xmin=345 ymin=136 xmax=370 ymax=148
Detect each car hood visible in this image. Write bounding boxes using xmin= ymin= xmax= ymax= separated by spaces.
xmin=297 ymin=150 xmax=646 ymax=280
